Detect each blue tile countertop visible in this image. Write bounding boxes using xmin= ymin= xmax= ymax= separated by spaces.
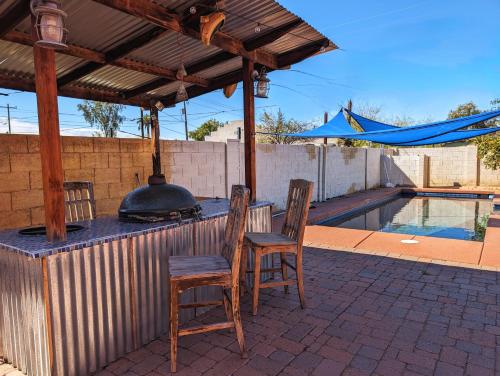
xmin=0 ymin=199 xmax=271 ymax=258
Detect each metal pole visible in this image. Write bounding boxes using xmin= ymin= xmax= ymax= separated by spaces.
xmin=140 ymin=107 xmax=144 ymax=139
xmin=0 ymin=104 xmax=17 ymax=133
xmin=183 ymin=101 xmax=188 ymax=141
xmin=7 ymin=104 xmax=11 ymax=134
xmin=323 ymin=111 xmax=328 ymax=145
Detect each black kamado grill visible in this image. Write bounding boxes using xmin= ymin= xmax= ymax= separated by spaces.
xmin=118 ymin=112 xmax=201 ymax=223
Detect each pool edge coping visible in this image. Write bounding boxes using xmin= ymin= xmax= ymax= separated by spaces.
xmin=305 ymin=187 xmax=500 ymax=270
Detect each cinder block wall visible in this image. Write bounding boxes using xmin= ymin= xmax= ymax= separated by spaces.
xmin=0 ymin=135 xmax=226 ymax=229
xmin=324 ymin=147 xmax=366 ymax=199
xmin=390 ymin=146 xmax=480 ymax=187
xmin=3 ymin=133 xmax=496 ymax=231
xmin=256 ymin=143 xmax=321 ymax=209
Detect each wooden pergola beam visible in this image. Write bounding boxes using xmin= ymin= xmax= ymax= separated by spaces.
xmin=277 ymin=38 xmax=330 ymax=68
xmin=3 ymin=30 xmax=210 ymax=87
xmin=57 ymin=26 xmax=167 ymax=87
xmin=0 ymin=72 xmax=153 ymax=107
xmin=0 ymin=0 xmax=29 ymax=38
xmin=92 ymin=0 xmax=279 ymax=69
xmin=244 ymin=19 xmax=303 ymax=51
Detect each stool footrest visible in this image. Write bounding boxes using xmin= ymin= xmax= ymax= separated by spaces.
xmin=179 ymin=300 xmax=223 ymax=309
xmin=260 ymin=280 xmax=295 ymax=289
xmin=246 ymin=267 xmax=282 ymax=274
xmin=179 ymin=321 xmax=235 ymax=337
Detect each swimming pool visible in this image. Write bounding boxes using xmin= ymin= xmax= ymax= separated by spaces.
xmin=321 ymin=194 xmax=492 ymax=241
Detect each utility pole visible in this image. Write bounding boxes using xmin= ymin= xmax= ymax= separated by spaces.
xmin=323 ymin=111 xmax=328 ymax=145
xmin=0 ymin=104 xmax=17 ymax=133
xmin=140 ymin=107 xmax=145 ymax=139
xmin=182 ymin=101 xmax=188 ymax=141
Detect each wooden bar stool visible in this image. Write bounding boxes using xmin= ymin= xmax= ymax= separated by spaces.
xmin=63 ymin=181 xmax=96 ymax=222
xmin=242 ymin=179 xmax=313 ymax=315
xmin=168 ymin=185 xmax=250 ymax=373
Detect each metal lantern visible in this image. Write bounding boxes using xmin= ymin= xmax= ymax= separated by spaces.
xmin=31 ymin=0 xmax=68 ymax=49
xmin=254 ymin=68 xmax=270 ymax=98
xmin=155 ymin=100 xmax=165 ymax=111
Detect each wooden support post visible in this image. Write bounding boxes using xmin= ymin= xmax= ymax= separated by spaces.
xmin=32 ymin=19 xmax=66 ymax=242
xmin=243 ymin=58 xmax=256 ymax=202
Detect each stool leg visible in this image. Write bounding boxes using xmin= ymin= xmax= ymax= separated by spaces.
xmin=240 ymin=245 xmax=248 ymax=297
xmin=252 ymin=249 xmax=261 ymax=316
xmin=223 ymin=288 xmax=234 ymax=330
xmin=231 ymin=284 xmax=247 ymax=358
xmin=296 ymin=250 xmax=306 ymax=309
xmin=170 ymin=281 xmax=179 ymax=373
xmin=280 ymin=252 xmax=289 ymax=294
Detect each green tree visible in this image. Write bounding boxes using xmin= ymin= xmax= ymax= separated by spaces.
xmin=258 ymin=109 xmax=310 ymax=144
xmin=447 ymin=101 xmax=481 ymax=120
xmin=188 ymin=119 xmax=224 ymax=141
xmin=447 ymin=100 xmax=499 ymax=170
xmin=77 ymin=100 xmax=124 ymax=138
xmin=472 ymin=99 xmax=499 ymax=170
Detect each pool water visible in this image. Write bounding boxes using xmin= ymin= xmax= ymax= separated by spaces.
xmin=322 ymin=195 xmax=492 ymax=241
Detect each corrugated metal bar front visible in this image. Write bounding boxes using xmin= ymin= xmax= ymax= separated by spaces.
xmin=43 ymin=205 xmax=271 ymax=376
xmin=0 ymin=248 xmax=49 ymax=376
xmin=131 ymin=223 xmax=194 ymax=346
xmin=46 ymin=238 xmax=133 ymax=376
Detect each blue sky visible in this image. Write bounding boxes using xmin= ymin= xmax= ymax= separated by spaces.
xmin=1 ymin=0 xmax=499 ymax=138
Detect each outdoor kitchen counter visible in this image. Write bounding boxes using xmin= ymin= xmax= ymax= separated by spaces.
xmin=0 ymin=200 xmax=272 ymax=376
xmin=0 ymin=199 xmax=271 ymax=258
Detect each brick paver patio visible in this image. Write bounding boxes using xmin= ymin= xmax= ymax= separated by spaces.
xmin=94 ymin=247 xmax=500 ymax=376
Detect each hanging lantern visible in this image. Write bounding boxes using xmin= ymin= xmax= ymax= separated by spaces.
xmin=254 ymin=68 xmax=270 ymax=99
xmin=176 ymin=82 xmax=188 ymax=102
xmin=30 ymin=0 xmax=68 ymax=49
xmin=200 ymin=11 xmax=225 ymax=46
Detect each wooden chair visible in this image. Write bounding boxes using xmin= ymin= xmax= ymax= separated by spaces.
xmin=63 ymin=181 xmax=96 ymax=222
xmin=168 ymin=185 xmax=250 ymax=373
xmin=242 ymin=179 xmax=313 ymax=316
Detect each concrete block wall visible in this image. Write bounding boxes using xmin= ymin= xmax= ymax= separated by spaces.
xmin=324 ymin=147 xmax=366 ymax=199
xmin=480 ymin=160 xmax=500 ymax=186
xmin=0 ymin=135 xmax=227 ymax=229
xmin=381 ymin=154 xmax=422 ymax=187
xmin=392 ymin=146 xmax=479 ymax=187
xmin=2 ymin=132 xmax=497 ymax=231
xmin=366 ymin=148 xmax=383 ymax=189
xmin=255 ymin=143 xmax=321 ymax=209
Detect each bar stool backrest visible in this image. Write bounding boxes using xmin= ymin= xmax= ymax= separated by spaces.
xmin=281 ymin=179 xmax=314 ymax=245
xmin=221 ymin=185 xmax=250 ymax=284
xmin=64 ymin=181 xmax=96 ymax=222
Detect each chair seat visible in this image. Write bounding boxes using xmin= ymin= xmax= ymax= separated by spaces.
xmin=244 ymin=232 xmax=297 ymax=247
xmin=169 ymin=255 xmax=231 ymax=281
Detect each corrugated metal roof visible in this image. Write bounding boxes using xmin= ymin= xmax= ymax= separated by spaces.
xmin=77 ymin=65 xmax=158 ymax=91
xmin=0 ymin=0 xmax=337 ymax=105
xmin=0 ymin=40 xmax=84 ymax=77
xmin=0 ymin=0 xmax=19 ymax=15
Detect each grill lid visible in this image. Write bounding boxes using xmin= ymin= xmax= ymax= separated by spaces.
xmin=118 ymin=174 xmax=201 ymax=222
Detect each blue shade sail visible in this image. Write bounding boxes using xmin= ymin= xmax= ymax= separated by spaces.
xmin=286 ymin=109 xmax=500 ymax=146
xmin=394 ymin=127 xmax=499 ymax=146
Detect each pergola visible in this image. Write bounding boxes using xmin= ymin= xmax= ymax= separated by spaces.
xmin=0 ymin=0 xmax=336 ymax=242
